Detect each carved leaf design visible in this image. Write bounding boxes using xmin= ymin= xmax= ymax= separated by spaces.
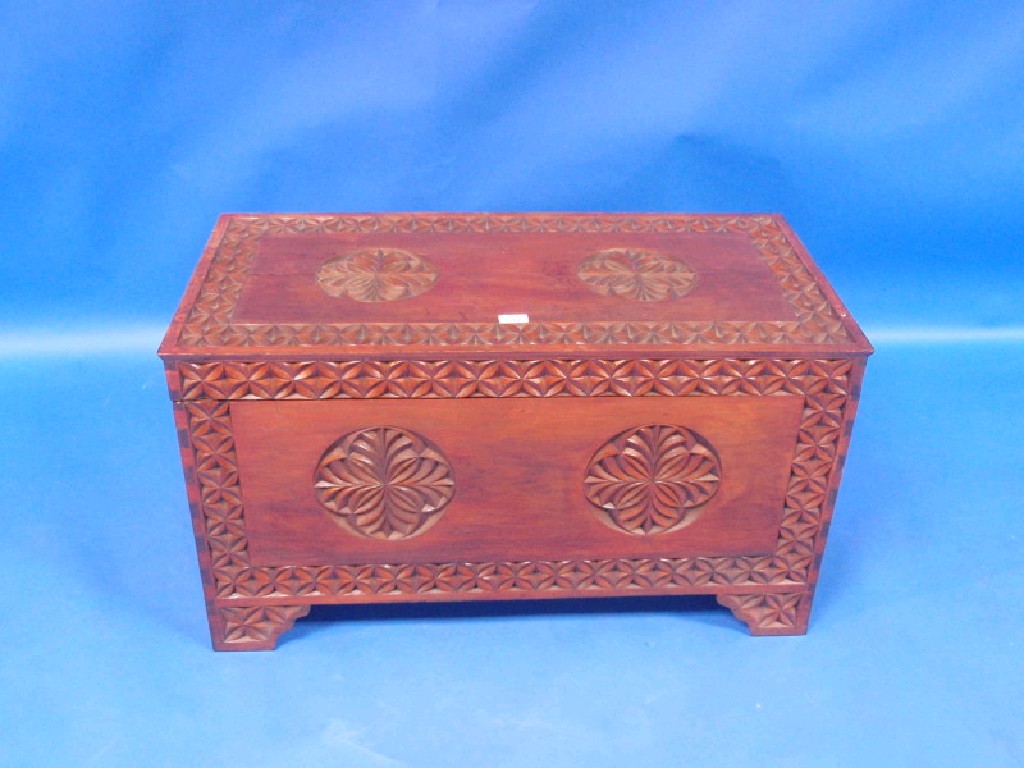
xmin=314 ymin=427 xmax=455 ymax=539
xmin=577 ymin=248 xmax=697 ymax=301
xmin=584 ymin=425 xmax=721 ymax=534
xmin=316 ymin=248 xmax=437 ymax=302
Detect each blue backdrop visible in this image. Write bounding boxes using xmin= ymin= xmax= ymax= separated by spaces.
xmin=1 ymin=2 xmax=1022 ymax=766
xmin=2 ymin=0 xmax=1022 ymax=333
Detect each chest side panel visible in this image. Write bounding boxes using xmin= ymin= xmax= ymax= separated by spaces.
xmin=230 ymin=395 xmax=803 ymax=566
xmin=175 ymin=357 xmax=858 ymax=605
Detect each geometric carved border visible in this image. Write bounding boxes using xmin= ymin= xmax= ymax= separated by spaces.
xmin=175 ymin=214 xmax=850 ymax=349
xmin=717 ymin=592 xmax=808 ymax=635
xmin=182 ymin=358 xmax=849 ymax=601
xmin=218 ymin=605 xmax=311 ymax=650
xmin=174 ymin=358 xmax=852 ymax=402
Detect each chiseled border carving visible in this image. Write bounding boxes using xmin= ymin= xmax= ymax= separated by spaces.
xmin=218 ymin=605 xmax=310 ymax=648
xmin=717 ymin=592 xmax=807 ymax=635
xmin=182 ymin=358 xmax=850 ymax=600
xmin=176 ymin=214 xmax=850 ymax=348
xmin=174 ymin=358 xmax=850 ymax=401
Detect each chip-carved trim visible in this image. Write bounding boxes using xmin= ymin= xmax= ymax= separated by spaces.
xmin=182 ymin=358 xmax=849 ymax=600
xmin=217 ymin=605 xmax=311 ymax=650
xmin=175 ymin=358 xmax=851 ymax=401
xmin=717 ymin=592 xmax=809 ymax=635
xmin=175 ymin=214 xmax=851 ymax=349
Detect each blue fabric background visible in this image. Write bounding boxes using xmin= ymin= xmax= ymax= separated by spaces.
xmin=1 ymin=2 xmax=1022 ymax=766
xmin=2 ymin=0 xmax=1022 ymax=331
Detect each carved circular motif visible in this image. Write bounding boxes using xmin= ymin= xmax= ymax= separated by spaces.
xmin=316 ymin=248 xmax=437 ymax=302
xmin=313 ymin=427 xmax=455 ymax=540
xmin=576 ymin=248 xmax=697 ymax=301
xmin=583 ymin=424 xmax=721 ymax=534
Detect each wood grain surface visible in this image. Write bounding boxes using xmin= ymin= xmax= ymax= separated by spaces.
xmin=231 ymin=394 xmax=802 ymax=565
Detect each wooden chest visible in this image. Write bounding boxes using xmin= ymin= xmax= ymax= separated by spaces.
xmin=159 ymin=213 xmax=871 ymax=650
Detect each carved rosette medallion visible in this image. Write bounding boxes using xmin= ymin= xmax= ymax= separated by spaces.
xmin=314 ymin=427 xmax=455 ymax=539
xmin=584 ymin=425 xmax=721 ymax=534
xmin=576 ymin=248 xmax=697 ymax=301
xmin=316 ymin=248 xmax=437 ymax=302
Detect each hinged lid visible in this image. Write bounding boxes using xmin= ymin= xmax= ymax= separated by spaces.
xmin=158 ymin=213 xmax=872 ymax=361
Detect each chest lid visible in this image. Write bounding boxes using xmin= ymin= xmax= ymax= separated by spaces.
xmin=158 ymin=213 xmax=871 ymax=361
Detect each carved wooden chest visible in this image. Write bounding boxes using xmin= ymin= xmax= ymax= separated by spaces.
xmin=159 ymin=213 xmax=871 ymax=650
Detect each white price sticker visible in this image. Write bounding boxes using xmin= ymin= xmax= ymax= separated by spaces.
xmin=498 ymin=313 xmax=530 ymax=325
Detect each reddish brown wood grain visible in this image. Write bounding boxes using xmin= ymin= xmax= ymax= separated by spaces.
xmin=159 ymin=213 xmax=871 ymax=650
xmin=231 ymin=394 xmax=802 ymax=565
xmin=232 ymin=230 xmax=795 ymax=324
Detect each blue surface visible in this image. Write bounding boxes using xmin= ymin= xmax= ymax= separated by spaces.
xmin=2 ymin=1 xmax=1023 ymax=331
xmin=2 ymin=1 xmax=1023 ymax=765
